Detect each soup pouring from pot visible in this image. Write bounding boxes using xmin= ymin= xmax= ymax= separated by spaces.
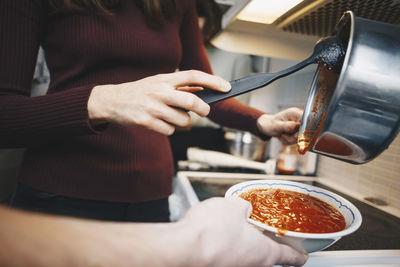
xmin=196 ymin=10 xmax=400 ymax=164
xmin=297 ymin=11 xmax=400 ymax=164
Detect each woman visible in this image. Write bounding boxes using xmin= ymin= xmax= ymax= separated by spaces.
xmin=0 ymin=0 xmax=301 ymax=222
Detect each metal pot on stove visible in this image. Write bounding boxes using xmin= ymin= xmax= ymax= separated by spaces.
xmin=298 ymin=11 xmax=400 ymax=164
xmin=224 ymin=130 xmax=268 ymax=161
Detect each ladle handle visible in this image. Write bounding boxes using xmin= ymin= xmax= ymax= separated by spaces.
xmin=195 ymin=57 xmax=315 ymax=104
xmin=194 ymin=73 xmax=273 ymax=104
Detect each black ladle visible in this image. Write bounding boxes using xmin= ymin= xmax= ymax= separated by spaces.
xmin=195 ymin=36 xmax=346 ymax=104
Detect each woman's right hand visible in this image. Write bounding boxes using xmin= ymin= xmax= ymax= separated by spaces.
xmin=87 ymin=70 xmax=231 ymax=135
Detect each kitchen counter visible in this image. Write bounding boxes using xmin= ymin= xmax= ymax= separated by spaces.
xmin=312 ymin=182 xmax=400 ymax=251
xmin=171 ymin=171 xmax=400 ymax=251
xmin=170 ymin=171 xmax=400 ymax=266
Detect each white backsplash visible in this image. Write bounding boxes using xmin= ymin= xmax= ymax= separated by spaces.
xmin=318 ymin=134 xmax=400 ymax=210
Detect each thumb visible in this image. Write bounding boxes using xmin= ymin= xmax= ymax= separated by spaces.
xmin=226 ymin=197 xmax=253 ymax=218
xmin=275 ymin=243 xmax=308 ymax=266
xmin=278 ymin=121 xmax=301 ymax=134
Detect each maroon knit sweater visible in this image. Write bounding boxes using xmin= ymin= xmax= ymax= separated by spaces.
xmin=0 ymin=0 xmax=265 ymax=202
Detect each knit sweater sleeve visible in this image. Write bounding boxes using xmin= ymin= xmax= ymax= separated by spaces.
xmin=178 ymin=0 xmax=268 ymax=139
xmin=0 ymin=0 xmax=98 ymax=148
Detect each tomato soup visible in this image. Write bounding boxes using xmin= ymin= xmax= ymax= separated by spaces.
xmin=240 ymin=188 xmax=346 ymax=234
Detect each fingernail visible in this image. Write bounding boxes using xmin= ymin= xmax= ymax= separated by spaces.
xmin=222 ymin=81 xmax=231 ymax=91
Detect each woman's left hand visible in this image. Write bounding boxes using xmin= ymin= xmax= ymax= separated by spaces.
xmin=257 ymin=107 xmax=303 ymax=145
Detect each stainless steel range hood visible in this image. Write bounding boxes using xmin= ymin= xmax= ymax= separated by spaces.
xmin=213 ymin=0 xmax=400 ymax=60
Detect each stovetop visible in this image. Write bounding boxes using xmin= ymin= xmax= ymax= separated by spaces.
xmin=314 ymin=182 xmax=400 ymax=251
xmin=179 ymin=171 xmax=400 ymax=251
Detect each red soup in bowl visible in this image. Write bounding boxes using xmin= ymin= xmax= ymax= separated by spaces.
xmin=239 ymin=188 xmax=346 ymax=234
xmin=226 ymin=180 xmax=362 ymax=253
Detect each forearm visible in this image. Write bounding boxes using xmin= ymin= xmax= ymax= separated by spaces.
xmin=0 ymin=1 xmax=99 ymax=147
xmin=0 ymin=206 xmax=195 ymax=267
xmin=208 ymin=98 xmax=266 ymax=137
xmin=0 ymin=86 xmax=98 ymax=148
xmin=0 ymin=206 xmax=86 ymax=266
xmin=0 ymin=198 xmax=307 ymax=267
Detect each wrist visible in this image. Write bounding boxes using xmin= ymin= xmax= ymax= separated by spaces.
xmin=164 ymin=221 xmax=201 ymax=266
xmin=87 ymin=84 xmax=111 ymax=125
xmin=256 ymin=114 xmax=273 ymax=139
xmin=177 ymin=217 xmax=219 ymax=266
xmin=90 ymin=221 xmax=198 ymax=267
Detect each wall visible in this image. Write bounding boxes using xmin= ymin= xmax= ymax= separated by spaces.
xmin=318 ymin=135 xmax=400 ymax=210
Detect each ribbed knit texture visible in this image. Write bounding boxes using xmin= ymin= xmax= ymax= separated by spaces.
xmin=0 ymin=0 xmax=265 ymax=202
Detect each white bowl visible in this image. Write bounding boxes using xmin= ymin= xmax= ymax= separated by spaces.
xmin=225 ymin=180 xmax=362 ymax=253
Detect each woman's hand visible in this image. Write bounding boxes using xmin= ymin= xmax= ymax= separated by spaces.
xmin=257 ymin=107 xmax=303 ymax=145
xmin=87 ymin=70 xmax=231 ymax=135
